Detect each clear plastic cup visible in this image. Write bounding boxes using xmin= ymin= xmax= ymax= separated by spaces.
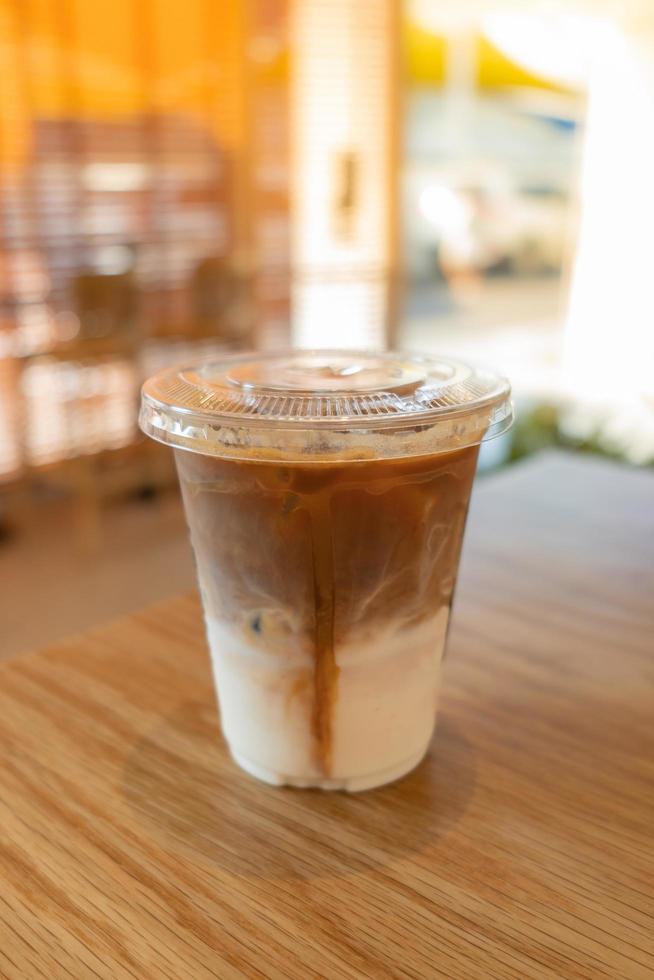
xmin=140 ymin=350 xmax=512 ymax=790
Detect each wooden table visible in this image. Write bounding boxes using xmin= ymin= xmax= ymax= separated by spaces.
xmin=1 ymin=451 xmax=653 ymax=979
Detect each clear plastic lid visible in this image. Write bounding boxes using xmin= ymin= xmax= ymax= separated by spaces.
xmin=139 ymin=349 xmax=513 ymax=461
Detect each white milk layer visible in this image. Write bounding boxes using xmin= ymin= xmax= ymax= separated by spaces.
xmin=204 ymin=607 xmax=449 ymax=791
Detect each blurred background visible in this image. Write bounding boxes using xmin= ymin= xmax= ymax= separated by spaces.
xmin=2 ymin=0 xmax=653 ymax=657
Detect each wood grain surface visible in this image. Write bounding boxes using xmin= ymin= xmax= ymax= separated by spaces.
xmin=1 ymin=451 xmax=653 ymax=979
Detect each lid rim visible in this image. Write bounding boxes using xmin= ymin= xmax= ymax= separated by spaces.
xmin=138 ymin=408 xmax=514 ymax=461
xmin=140 ymin=380 xmax=511 ymax=431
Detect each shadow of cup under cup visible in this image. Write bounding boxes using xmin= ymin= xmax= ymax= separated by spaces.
xmin=122 ymin=698 xmax=477 ymax=882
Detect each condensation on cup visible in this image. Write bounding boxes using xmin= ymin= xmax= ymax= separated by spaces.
xmin=140 ymin=350 xmax=513 ymax=791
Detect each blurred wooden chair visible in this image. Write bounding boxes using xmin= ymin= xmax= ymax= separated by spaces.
xmin=191 ymin=257 xmax=253 ymax=344
xmin=72 ymin=271 xmax=140 ymax=350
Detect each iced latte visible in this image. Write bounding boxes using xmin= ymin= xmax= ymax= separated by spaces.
xmin=140 ymin=351 xmax=512 ymax=790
